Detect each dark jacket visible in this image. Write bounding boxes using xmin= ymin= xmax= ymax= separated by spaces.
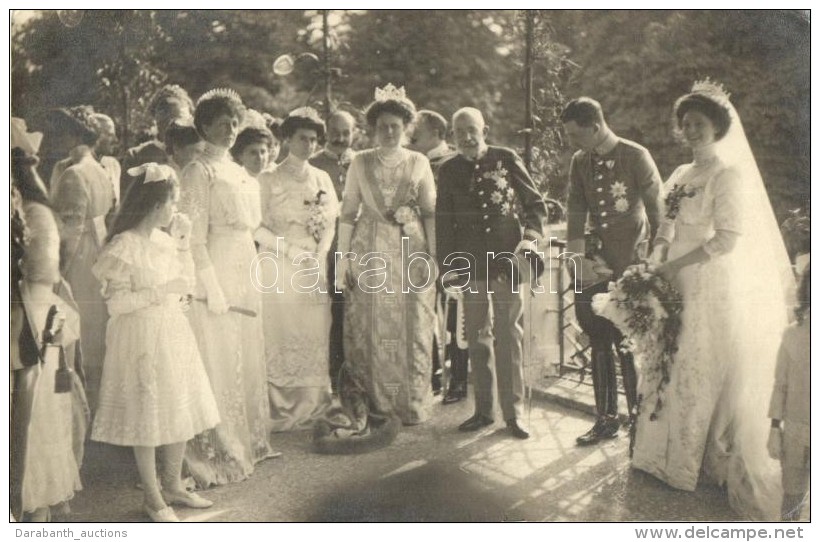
xmin=566 ymin=138 xmax=662 ymax=277
xmin=436 ymin=146 xmax=547 ymax=282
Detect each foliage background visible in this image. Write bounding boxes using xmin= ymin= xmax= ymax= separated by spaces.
xmin=11 ymin=9 xmax=809 ymax=220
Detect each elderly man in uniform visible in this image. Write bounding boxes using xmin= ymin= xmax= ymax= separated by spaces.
xmin=562 ymin=97 xmax=662 ymax=446
xmin=310 ymin=110 xmax=357 ymax=389
xmin=437 ymin=107 xmax=547 ymax=439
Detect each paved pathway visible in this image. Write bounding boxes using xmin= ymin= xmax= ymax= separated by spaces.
xmin=68 ymin=391 xmax=742 ymax=522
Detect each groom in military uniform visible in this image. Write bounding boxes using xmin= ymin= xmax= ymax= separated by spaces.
xmin=562 ymin=97 xmax=663 ymax=446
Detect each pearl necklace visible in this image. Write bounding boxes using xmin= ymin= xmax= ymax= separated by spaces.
xmin=375 ymin=147 xmax=405 ymax=169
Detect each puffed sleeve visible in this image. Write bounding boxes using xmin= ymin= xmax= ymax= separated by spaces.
xmin=92 ymin=235 xmax=160 ymax=316
xmin=339 ymin=154 xmax=364 ymax=226
xmin=703 ymin=166 xmax=742 ymax=257
xmin=178 ymin=160 xmax=213 ymax=270
xmin=21 ymin=203 xmax=61 ymax=286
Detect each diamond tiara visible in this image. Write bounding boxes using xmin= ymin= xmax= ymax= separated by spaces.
xmin=691 ymin=78 xmax=731 ymax=105
xmin=374 ymin=83 xmax=407 ymax=103
xmin=196 ymin=87 xmax=243 ymax=106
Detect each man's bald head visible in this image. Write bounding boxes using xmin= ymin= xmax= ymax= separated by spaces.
xmin=452 ymin=107 xmax=488 ymax=159
xmin=452 ymin=107 xmax=486 ymax=131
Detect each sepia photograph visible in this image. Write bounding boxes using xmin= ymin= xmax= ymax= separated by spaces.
xmin=7 ymin=6 xmax=811 ymax=528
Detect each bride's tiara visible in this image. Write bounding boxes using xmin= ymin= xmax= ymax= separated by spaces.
xmin=374 ymin=83 xmax=407 ymax=103
xmin=691 ymin=78 xmax=731 ymax=105
xmin=197 ymin=87 xmax=243 ymax=106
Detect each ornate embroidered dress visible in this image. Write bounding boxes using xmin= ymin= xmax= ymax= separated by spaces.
xmin=340 ymin=148 xmax=437 ymax=425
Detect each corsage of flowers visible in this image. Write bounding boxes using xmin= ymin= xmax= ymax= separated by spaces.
xmin=305 ymin=189 xmax=331 ymax=243
xmin=591 ymin=263 xmax=684 ymax=420
xmin=386 ymin=200 xmax=422 ymax=238
xmin=664 ymin=183 xmax=698 ymax=220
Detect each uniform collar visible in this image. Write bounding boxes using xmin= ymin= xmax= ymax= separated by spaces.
xmin=593 ymin=132 xmax=619 ymax=156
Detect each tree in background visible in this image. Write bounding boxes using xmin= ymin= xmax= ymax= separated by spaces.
xmin=12 ymin=10 xmax=809 ymax=220
xmin=547 ymin=10 xmax=810 ymax=220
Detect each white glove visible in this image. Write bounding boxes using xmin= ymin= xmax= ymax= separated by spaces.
xmin=253 ymin=226 xmax=280 ymax=251
xmin=169 ymin=213 xmax=192 ymax=250
xmin=649 ymin=242 xmax=669 ymax=265
xmin=198 ymin=266 xmax=229 ymax=314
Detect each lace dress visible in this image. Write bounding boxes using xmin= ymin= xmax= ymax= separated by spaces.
xmin=179 ymin=142 xmax=277 ymax=487
xmin=257 ymin=157 xmax=339 ymax=431
xmin=91 ymin=231 xmax=220 ymax=446
xmin=632 ymin=154 xmax=784 ymax=519
xmin=340 ymin=149 xmax=437 ymax=425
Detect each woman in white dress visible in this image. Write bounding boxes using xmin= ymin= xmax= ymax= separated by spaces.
xmin=631 ymin=81 xmax=794 ymax=520
xmin=50 ymin=106 xmax=116 ymax=412
xmin=10 ymin=122 xmax=87 ymax=522
xmin=179 ymin=89 xmax=278 ymax=488
xmin=92 ymin=164 xmax=220 ymax=521
xmin=255 ymin=108 xmax=339 ymax=431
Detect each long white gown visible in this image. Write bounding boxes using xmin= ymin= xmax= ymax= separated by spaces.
xmin=631 ymin=145 xmax=791 ymax=520
xmin=180 ymin=142 xmax=277 ymax=487
xmin=256 ymin=156 xmax=339 ymax=431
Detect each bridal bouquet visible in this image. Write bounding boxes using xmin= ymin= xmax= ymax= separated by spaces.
xmin=305 ymin=189 xmax=332 ymax=243
xmin=592 ymin=263 xmax=683 ymax=419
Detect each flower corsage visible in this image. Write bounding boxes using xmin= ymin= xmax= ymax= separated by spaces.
xmin=386 ymin=200 xmax=422 ymax=238
xmin=664 ymin=183 xmax=698 ymax=220
xmin=305 ymin=189 xmax=331 ymax=243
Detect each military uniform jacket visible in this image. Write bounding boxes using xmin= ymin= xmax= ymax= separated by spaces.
xmin=566 ymin=138 xmax=662 ymax=277
xmin=437 ymin=146 xmax=547 ymax=282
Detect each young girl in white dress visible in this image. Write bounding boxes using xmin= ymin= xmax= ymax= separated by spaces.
xmin=91 ymin=163 xmax=220 ymax=522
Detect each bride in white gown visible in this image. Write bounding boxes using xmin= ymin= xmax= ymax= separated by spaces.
xmin=631 ymin=81 xmax=794 ymax=520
